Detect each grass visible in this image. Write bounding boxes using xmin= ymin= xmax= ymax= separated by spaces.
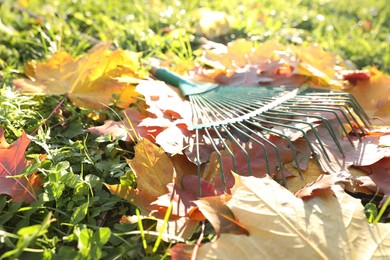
xmin=0 ymin=0 xmax=389 ymax=258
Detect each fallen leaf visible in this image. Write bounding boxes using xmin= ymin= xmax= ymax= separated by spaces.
xmin=87 ymin=109 xmax=147 ymax=142
xmin=294 ymin=173 xmax=348 ymax=199
xmin=197 ymin=175 xmax=390 ymax=259
xmin=193 ymin=194 xmax=249 ymax=237
xmin=354 ymin=157 xmax=390 ymax=204
xmin=346 ymin=67 xmax=390 ymax=123
xmin=13 ymin=42 xmax=142 ymax=109
xmin=193 ymin=8 xmax=234 ymax=39
xmin=89 ymin=80 xmax=192 ymax=154
xmin=341 ymin=69 xmax=371 ymax=85
xmin=0 ymin=126 xmax=41 ymax=203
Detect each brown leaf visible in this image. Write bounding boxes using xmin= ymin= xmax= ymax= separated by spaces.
xmin=355 ymin=157 xmax=390 ymax=204
xmin=13 ymin=42 xmax=142 ymax=109
xmin=194 ymin=194 xmax=249 ymax=237
xmin=294 ymin=173 xmax=347 ymax=199
xmin=0 ymin=126 xmax=42 ymax=203
xmin=197 ymin=175 xmax=390 ymax=259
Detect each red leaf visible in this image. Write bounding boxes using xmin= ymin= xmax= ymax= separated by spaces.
xmin=341 ymin=70 xmax=371 ymax=85
xmin=0 ymin=127 xmax=41 ymax=203
xmin=169 ymin=243 xmax=195 ymax=260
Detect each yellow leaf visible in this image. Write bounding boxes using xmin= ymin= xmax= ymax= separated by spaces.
xmin=193 ymin=8 xmax=234 ymax=39
xmin=285 ymin=159 xmax=326 ymax=193
xmin=198 ymin=175 xmax=390 ymax=259
xmin=13 ymin=42 xmax=142 ymax=109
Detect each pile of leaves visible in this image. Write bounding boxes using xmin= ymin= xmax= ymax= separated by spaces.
xmin=1 ymin=36 xmax=389 ymax=259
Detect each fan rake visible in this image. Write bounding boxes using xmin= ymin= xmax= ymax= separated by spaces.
xmin=152 ymin=67 xmax=370 ymax=192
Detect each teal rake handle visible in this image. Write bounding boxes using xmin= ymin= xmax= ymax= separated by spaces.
xmin=152 ymin=67 xmax=197 ymax=88
xmin=151 ymin=67 xmax=219 ymax=96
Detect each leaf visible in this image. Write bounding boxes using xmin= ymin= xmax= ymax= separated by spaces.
xmin=87 ymin=109 xmax=152 ymax=143
xmin=294 ymin=122 xmax=390 ymax=175
xmin=89 ymin=80 xmax=192 ymax=154
xmin=193 ymin=194 xmax=249 ymax=237
xmin=346 ymin=67 xmax=390 ymax=124
xmin=0 ymin=126 xmax=42 ymax=203
xmin=13 ymin=42 xmax=142 ymax=109
xmin=197 ymin=175 xmax=390 ymax=259
xmin=197 ymin=39 xmax=343 ymax=88
xmin=193 ymin=8 xmax=234 ymax=39
xmin=355 ymin=157 xmax=390 ymax=204
xmin=129 ymin=139 xmax=179 ymax=208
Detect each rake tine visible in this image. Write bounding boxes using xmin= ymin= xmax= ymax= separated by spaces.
xmin=195 ymin=129 xmax=202 ymax=197
xmin=257 ymin=114 xmax=328 ymax=162
xmin=284 ymin=101 xmax=361 ymax=143
xmin=245 ymin=120 xmax=303 ymax=180
xmin=223 ymin=124 xmax=253 ymax=176
xmin=204 ymin=127 xmax=227 ymax=193
xmin=213 ymin=126 xmax=238 ymax=173
xmin=284 ymin=106 xmax=351 ymax=153
xmin=231 ymin=123 xmax=272 ymax=177
xmin=236 ymin=122 xmax=285 ymax=182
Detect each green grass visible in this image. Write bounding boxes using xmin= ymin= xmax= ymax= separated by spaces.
xmin=0 ymin=0 xmax=389 ymax=258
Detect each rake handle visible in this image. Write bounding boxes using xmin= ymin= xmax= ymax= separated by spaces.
xmin=151 ymin=67 xmax=197 ymax=89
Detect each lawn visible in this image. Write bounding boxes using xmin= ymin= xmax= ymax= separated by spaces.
xmin=0 ymin=0 xmax=389 ymax=259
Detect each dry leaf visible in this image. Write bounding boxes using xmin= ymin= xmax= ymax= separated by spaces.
xmin=346 ymin=67 xmax=390 ymax=123
xmin=193 ymin=8 xmax=234 ymax=39
xmin=0 ymin=126 xmax=42 ymax=203
xmin=197 ymin=175 xmax=390 ymax=259
xmin=13 ymin=42 xmax=142 ymax=109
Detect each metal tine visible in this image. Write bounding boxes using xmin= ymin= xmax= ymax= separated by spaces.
xmin=234 ymin=122 xmax=287 ymax=184
xmin=205 ymin=90 xmax=302 ymax=177
xmin=289 ymin=95 xmax=367 ymax=135
xmin=264 ymin=109 xmax=346 ymax=154
xmin=303 ymin=90 xmax=371 ymax=125
xmin=193 ymin=91 xmax=287 ymax=180
xmin=255 ymin=114 xmax=329 ymax=161
xmin=204 ymin=127 xmax=227 ymax=193
xmin=222 ymin=124 xmax=254 ymax=176
xmin=245 ymin=119 xmax=304 ymax=179
xmin=205 ymin=94 xmax=327 ymax=163
xmin=191 ymin=93 xmax=251 ymax=180
xmin=301 ymin=91 xmax=371 ymax=128
xmin=195 ymin=129 xmax=202 ymax=196
xmin=244 ymin=93 xmax=360 ymax=145
xmin=194 ymin=91 xmax=275 ymax=177
xmin=206 ymin=91 xmax=340 ymax=161
xmin=282 ymin=103 xmax=361 ymax=145
xmin=211 ymin=89 xmax=351 ymax=158
xmin=244 ymin=88 xmax=367 ymax=136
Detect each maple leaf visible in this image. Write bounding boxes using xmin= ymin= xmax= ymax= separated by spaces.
xmin=89 ymin=80 xmax=192 ymax=154
xmin=346 ymin=67 xmax=390 ymax=124
xmin=353 ymin=157 xmax=390 ymax=204
xmin=196 ymin=39 xmax=344 ymax=88
xmin=0 ymin=126 xmax=41 ymax=203
xmin=204 ymin=134 xmax=295 ymax=194
xmin=13 ymin=42 xmax=142 ymax=109
xmin=105 ymin=139 xmax=199 ymax=239
xmin=197 ymin=174 xmax=390 ymax=259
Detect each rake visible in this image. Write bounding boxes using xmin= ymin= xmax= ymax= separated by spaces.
xmin=152 ymin=67 xmax=371 ymax=192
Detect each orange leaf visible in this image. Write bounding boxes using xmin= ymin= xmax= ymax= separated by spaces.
xmin=13 ymin=42 xmax=142 ymax=109
xmin=0 ymin=126 xmax=42 ymax=203
xmin=347 ymin=67 xmax=390 ymax=124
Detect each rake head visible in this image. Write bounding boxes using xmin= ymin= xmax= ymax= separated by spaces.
xmin=188 ymin=85 xmax=370 ymax=189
